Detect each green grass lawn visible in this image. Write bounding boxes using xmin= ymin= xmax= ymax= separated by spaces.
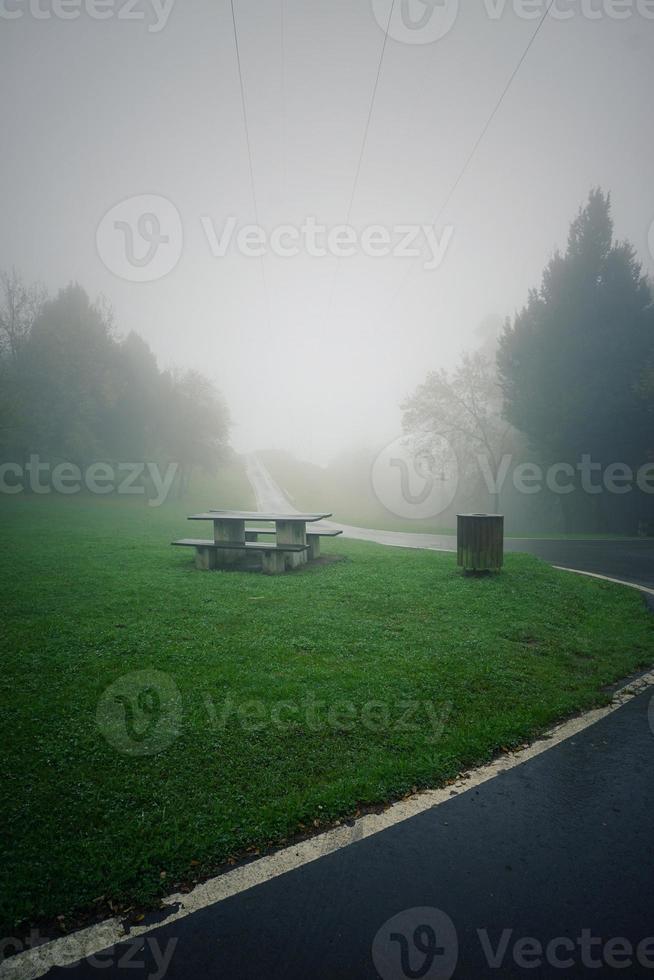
xmin=1 ymin=487 xmax=653 ymax=935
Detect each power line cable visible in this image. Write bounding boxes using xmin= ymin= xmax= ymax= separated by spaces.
xmin=325 ymin=0 xmax=398 ymax=323
xmin=342 ymin=0 xmax=398 ymax=231
xmin=230 ymin=0 xmax=272 ymax=328
xmin=280 ymin=0 xmax=287 ymax=204
xmin=386 ymin=0 xmax=555 ymax=311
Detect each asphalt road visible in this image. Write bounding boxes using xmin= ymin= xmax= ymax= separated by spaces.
xmin=51 ymin=690 xmax=654 ymax=979
xmin=506 ymin=537 xmax=654 ymax=590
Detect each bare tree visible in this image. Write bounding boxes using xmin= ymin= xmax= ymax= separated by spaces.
xmin=0 ymin=269 xmax=46 ymax=362
xmin=402 ymin=351 xmax=514 ymax=513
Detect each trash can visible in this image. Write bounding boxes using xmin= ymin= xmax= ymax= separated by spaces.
xmin=457 ymin=513 xmax=504 ymax=574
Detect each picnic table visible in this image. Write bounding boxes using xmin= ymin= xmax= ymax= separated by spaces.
xmin=172 ymin=510 xmax=342 ymax=574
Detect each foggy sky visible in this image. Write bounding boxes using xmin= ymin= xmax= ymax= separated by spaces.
xmin=2 ymin=0 xmax=653 ymax=464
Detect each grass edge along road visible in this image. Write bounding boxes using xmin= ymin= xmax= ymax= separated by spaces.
xmin=1 ymin=493 xmax=653 ymax=936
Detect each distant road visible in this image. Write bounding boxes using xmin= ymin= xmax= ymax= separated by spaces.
xmin=246 ymin=455 xmax=654 ymax=590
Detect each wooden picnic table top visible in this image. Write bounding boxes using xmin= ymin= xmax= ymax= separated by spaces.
xmin=188 ymin=511 xmax=332 ymax=523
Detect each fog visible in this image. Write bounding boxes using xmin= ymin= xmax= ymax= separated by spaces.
xmin=2 ymin=0 xmax=654 ymax=464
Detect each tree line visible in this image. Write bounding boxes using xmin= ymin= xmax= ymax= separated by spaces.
xmin=404 ymin=190 xmax=654 ymax=534
xmin=0 ymin=276 xmax=230 ymax=497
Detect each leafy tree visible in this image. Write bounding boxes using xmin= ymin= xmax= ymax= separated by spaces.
xmin=14 ymin=283 xmax=117 ymax=460
xmin=498 ymin=189 xmax=654 ymax=532
xmin=637 ymin=361 xmax=654 ymax=459
xmin=158 ymin=370 xmax=231 ymax=497
xmin=103 ymin=331 xmax=164 ymax=460
xmin=0 ymin=274 xmax=232 ymax=496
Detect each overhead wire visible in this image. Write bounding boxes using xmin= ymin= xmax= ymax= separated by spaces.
xmin=230 ymin=0 xmax=272 ymax=329
xmin=385 ymin=0 xmax=556 ymax=312
xmin=324 ymin=0 xmax=398 ymax=325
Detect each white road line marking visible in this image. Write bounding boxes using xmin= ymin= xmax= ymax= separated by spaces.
xmin=553 ymin=565 xmax=654 ymax=596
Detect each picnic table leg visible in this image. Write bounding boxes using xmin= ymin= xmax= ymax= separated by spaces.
xmin=195 ymin=545 xmax=217 ymax=570
xmin=213 ymin=518 xmax=246 ymax=567
xmin=261 ymin=549 xmax=285 ymax=574
xmin=275 ymin=520 xmax=307 ymax=569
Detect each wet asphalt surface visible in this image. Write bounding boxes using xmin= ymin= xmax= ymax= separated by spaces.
xmin=506 ymin=537 xmax=654 ymax=590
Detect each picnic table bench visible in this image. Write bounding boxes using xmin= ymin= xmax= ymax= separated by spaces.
xmin=245 ymin=525 xmax=342 ymax=558
xmin=172 ymin=510 xmax=342 ymax=574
